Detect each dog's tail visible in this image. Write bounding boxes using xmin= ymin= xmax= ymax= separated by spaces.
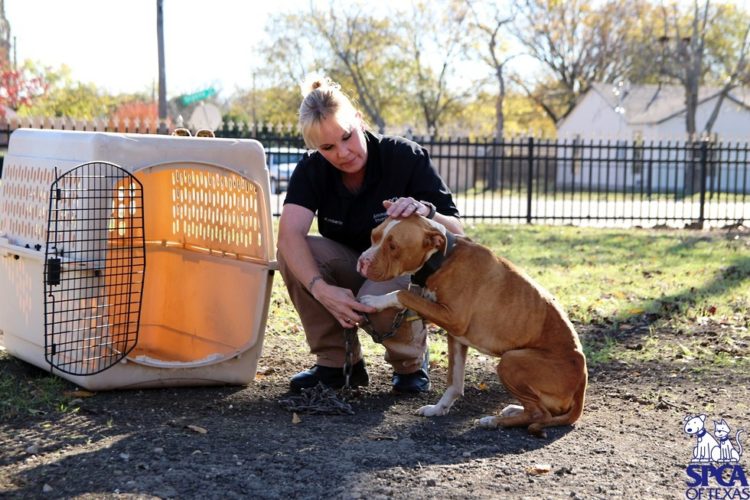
xmin=736 ymin=429 xmax=744 ymax=458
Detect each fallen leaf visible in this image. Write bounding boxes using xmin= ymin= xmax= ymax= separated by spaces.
xmin=366 ymin=433 xmax=397 ymax=441
xmin=707 ymin=305 xmax=717 ymax=315
xmin=186 ymin=425 xmax=208 ymax=434
xmin=64 ymin=390 xmax=96 ymax=398
xmin=292 ymin=413 xmax=301 ymax=424
xmin=526 ymin=463 xmax=552 ymax=475
xmin=478 ymin=382 xmax=488 ymax=391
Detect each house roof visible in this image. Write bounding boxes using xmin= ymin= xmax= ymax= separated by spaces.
xmin=589 ymin=82 xmax=750 ymax=125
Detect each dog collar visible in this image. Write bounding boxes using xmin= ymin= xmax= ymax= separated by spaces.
xmin=697 ymin=429 xmax=707 ymax=438
xmin=411 ymin=231 xmax=457 ymax=287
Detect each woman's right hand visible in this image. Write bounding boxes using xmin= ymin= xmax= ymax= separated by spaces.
xmin=311 ymin=281 xmax=377 ymax=328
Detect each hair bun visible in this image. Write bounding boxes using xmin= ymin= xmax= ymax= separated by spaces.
xmin=300 ymin=74 xmax=340 ymax=98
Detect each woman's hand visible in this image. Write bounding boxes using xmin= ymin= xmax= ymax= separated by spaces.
xmin=311 ymin=280 xmax=377 ymax=328
xmin=383 ymin=197 xmax=429 ymax=219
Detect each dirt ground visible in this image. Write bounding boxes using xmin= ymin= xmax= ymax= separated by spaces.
xmin=1 ymin=320 xmax=749 ymax=500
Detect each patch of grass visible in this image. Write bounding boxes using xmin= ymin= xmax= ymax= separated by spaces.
xmin=0 ymin=348 xmax=73 ymax=421
xmin=471 ymin=224 xmax=750 ymax=369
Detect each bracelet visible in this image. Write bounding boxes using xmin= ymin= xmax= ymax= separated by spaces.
xmin=419 ymin=201 xmax=437 ymax=219
xmin=307 ymin=275 xmax=324 ymax=293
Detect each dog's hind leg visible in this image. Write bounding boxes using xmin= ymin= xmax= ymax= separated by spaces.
xmin=478 ymin=348 xmax=585 ymax=436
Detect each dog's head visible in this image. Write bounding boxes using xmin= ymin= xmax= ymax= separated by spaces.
xmin=357 ymin=214 xmax=447 ymax=281
xmin=683 ymin=414 xmax=707 ymax=435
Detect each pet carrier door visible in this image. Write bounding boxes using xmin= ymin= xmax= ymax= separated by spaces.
xmin=43 ymin=162 xmax=146 ymax=375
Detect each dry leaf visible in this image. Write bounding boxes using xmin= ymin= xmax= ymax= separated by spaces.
xmin=186 ymin=425 xmax=208 ymax=434
xmin=292 ymin=413 xmax=301 ymax=424
xmin=478 ymin=382 xmax=488 ymax=391
xmin=64 ymin=390 xmax=96 ymax=398
xmin=526 ymin=463 xmax=552 ymax=475
xmin=366 ymin=433 xmax=397 ymax=441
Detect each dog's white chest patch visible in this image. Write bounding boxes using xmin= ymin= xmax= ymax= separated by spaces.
xmin=422 ymin=288 xmax=437 ymax=302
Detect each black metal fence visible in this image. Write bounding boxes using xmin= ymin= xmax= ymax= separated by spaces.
xmin=256 ymin=132 xmax=749 ymax=228
xmin=1 ymin=120 xmax=748 ymax=227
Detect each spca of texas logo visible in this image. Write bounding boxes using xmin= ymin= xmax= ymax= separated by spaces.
xmin=683 ymin=414 xmax=748 ymax=499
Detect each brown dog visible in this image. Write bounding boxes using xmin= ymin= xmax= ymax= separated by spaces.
xmin=357 ymin=215 xmax=587 ymax=436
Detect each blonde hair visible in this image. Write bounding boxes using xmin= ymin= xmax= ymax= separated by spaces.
xmin=298 ymin=74 xmax=361 ymax=149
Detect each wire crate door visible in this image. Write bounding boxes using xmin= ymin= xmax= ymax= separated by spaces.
xmin=44 ymin=162 xmax=146 ymax=376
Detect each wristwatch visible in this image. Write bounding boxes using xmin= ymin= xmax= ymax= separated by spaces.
xmin=419 ymin=201 xmax=437 ymax=219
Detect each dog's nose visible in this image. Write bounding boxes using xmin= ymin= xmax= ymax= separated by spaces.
xmin=357 ymin=255 xmax=370 ymax=277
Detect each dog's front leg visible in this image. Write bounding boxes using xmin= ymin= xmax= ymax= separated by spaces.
xmin=359 ymin=291 xmax=402 ymax=311
xmin=418 ymin=336 xmax=468 ymax=417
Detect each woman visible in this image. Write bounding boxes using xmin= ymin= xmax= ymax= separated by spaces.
xmin=277 ymin=75 xmax=463 ymax=393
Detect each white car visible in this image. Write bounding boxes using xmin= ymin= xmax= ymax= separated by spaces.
xmin=266 ymin=147 xmax=307 ymax=194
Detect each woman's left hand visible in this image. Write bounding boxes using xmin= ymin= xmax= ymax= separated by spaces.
xmin=383 ymin=197 xmax=428 ymax=219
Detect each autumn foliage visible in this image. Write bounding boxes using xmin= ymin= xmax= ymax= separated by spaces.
xmin=0 ymin=64 xmax=49 ymax=118
xmin=111 ymin=100 xmax=158 ymax=124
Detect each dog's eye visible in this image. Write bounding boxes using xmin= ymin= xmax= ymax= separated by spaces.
xmin=388 ymin=241 xmax=397 ymax=251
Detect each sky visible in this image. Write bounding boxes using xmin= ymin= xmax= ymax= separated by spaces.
xmin=5 ymin=0 xmax=302 ymax=100
xmin=5 ymin=0 xmax=750 ymax=103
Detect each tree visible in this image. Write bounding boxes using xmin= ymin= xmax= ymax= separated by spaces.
xmin=0 ymin=61 xmax=49 ymax=117
xmin=259 ymin=2 xmax=417 ymax=133
xmin=309 ymin=2 xmax=406 ymax=132
xmin=511 ymin=0 xmax=646 ymax=124
xmin=225 ymin=85 xmax=300 ymax=128
xmin=111 ymin=100 xmax=158 ymax=125
xmin=19 ymin=65 xmax=115 ymax=119
xmin=654 ymin=0 xmax=750 ymax=136
xmin=399 ymin=0 xmax=471 ymax=135
xmin=467 ymin=0 xmax=515 ymax=141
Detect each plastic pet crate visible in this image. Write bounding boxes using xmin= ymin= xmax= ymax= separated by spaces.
xmin=0 ymin=129 xmax=275 ymax=390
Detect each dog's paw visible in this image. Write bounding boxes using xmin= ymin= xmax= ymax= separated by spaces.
xmin=500 ymin=404 xmax=524 ymax=418
xmin=476 ymin=416 xmax=500 ymax=428
xmin=359 ymin=292 xmax=401 ymax=311
xmin=417 ymin=404 xmax=450 ymax=417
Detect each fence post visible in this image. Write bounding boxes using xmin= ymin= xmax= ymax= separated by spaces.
xmin=526 ymin=137 xmax=534 ymax=224
xmin=698 ymin=140 xmax=707 ymax=228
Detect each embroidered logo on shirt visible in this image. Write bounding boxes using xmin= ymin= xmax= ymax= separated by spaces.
xmin=373 ymin=211 xmax=388 ymax=224
xmin=323 ymin=217 xmax=344 ymax=226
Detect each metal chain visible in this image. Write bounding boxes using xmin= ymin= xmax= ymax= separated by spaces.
xmin=277 ymin=327 xmax=360 ymax=416
xmin=343 ymin=327 xmax=357 ymax=389
xmin=278 ymin=383 xmax=354 ymax=415
xmin=359 ymin=308 xmax=408 ymax=344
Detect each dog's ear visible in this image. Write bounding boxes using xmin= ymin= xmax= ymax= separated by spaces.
xmin=683 ymin=415 xmax=691 ymax=422
xmin=424 ymin=230 xmax=445 ymax=250
xmin=699 ymin=414 xmax=707 ymax=422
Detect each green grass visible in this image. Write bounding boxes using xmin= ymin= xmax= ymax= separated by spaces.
xmin=471 ymin=225 xmax=749 ymax=326
xmin=0 ymin=348 xmax=74 ymax=420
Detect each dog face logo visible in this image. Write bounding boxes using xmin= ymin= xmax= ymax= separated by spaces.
xmin=682 ymin=414 xmax=748 ymax=498
xmin=683 ymin=414 xmax=745 ymax=464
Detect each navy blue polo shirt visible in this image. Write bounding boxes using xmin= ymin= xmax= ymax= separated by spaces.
xmin=283 ymin=131 xmax=459 ymax=253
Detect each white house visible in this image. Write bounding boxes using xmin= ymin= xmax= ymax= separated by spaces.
xmin=554 ymin=82 xmax=750 ymax=193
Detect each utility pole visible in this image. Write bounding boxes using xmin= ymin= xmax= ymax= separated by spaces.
xmin=157 ymin=0 xmax=167 ymax=134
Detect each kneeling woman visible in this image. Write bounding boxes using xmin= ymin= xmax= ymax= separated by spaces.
xmin=277 ymin=75 xmax=463 ymax=393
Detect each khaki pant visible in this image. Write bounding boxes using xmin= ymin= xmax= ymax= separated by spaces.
xmin=277 ymin=236 xmax=427 ymax=374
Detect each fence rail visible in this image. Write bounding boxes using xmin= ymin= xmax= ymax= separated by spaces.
xmin=1 ymin=119 xmax=748 ymax=228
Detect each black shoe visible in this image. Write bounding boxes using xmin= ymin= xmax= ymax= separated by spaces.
xmin=289 ymin=360 xmax=369 ymax=393
xmin=392 ymin=354 xmax=431 ymax=393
